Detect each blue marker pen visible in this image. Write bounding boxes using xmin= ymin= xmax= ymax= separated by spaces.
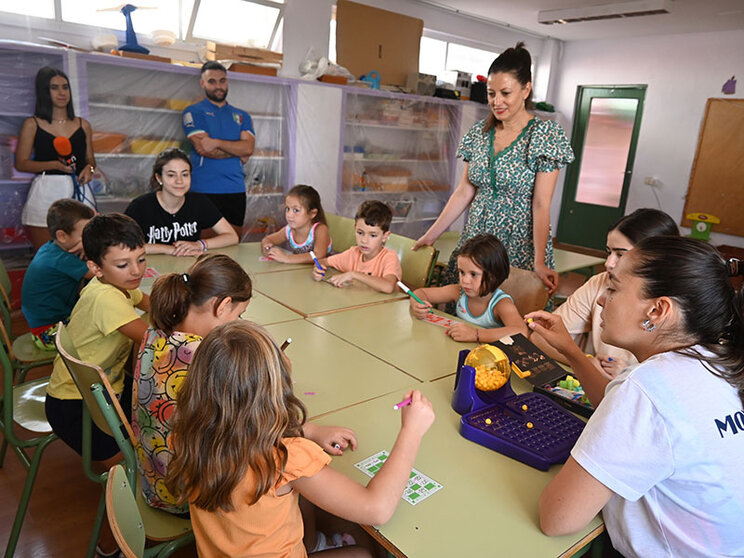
xmin=310 ymin=250 xmax=325 ymax=276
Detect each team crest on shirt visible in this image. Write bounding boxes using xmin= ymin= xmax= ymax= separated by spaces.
xmin=233 ymin=113 xmax=242 ymax=125
xmin=183 ymin=112 xmax=194 ymax=127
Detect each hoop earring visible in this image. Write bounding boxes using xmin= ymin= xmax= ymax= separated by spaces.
xmin=641 ymin=319 xmax=656 ymax=332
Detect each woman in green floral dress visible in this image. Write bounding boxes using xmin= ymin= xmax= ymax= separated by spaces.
xmin=414 ymin=43 xmax=574 ymax=295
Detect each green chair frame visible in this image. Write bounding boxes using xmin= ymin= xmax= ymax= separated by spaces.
xmin=0 ymin=339 xmax=58 ymax=558
xmin=0 ymin=257 xmax=56 ymax=382
xmin=55 ymin=323 xmax=193 ymax=558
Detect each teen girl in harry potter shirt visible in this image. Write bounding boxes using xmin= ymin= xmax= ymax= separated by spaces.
xmin=125 ymin=148 xmax=238 ymax=256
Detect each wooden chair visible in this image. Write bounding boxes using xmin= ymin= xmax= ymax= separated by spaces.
xmin=0 ymin=339 xmax=57 ymax=558
xmin=325 ymin=213 xmax=355 ymax=254
xmin=500 ymin=266 xmax=550 ymax=316
xmin=55 ymin=323 xmax=193 ymax=558
xmin=106 ymin=464 xmax=147 ymax=558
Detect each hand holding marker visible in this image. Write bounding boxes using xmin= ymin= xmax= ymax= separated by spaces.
xmin=310 ymin=250 xmax=325 ymax=277
xmin=397 ymin=281 xmax=432 ymax=313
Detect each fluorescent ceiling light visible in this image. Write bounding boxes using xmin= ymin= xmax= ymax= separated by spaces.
xmin=538 ymin=0 xmax=671 ymax=25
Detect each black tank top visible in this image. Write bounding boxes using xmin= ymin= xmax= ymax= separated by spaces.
xmin=32 ymin=117 xmax=87 ymax=175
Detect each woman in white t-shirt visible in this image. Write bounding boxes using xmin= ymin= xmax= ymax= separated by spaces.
xmin=531 ymin=208 xmax=679 ymax=382
xmin=527 ymin=237 xmax=744 ymax=558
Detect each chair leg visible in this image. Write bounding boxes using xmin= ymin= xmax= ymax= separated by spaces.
xmin=0 ymin=437 xmax=7 ymax=467
xmin=86 ymin=490 xmax=107 ymax=558
xmin=151 ymin=532 xmax=196 ymax=558
xmin=3 ymin=435 xmax=57 ymax=558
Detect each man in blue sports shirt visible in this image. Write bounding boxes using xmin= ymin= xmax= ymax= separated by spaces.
xmin=182 ymin=61 xmax=255 ymax=237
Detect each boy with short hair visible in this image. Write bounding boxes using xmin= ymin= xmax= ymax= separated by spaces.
xmin=46 ymin=213 xmax=150 ymax=462
xmin=21 ymin=199 xmax=95 ymax=350
xmin=312 ymin=200 xmax=401 ymax=293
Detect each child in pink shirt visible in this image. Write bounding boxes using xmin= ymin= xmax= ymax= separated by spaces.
xmin=312 ymin=200 xmax=401 ymax=293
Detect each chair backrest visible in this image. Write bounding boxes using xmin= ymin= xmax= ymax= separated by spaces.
xmin=106 ymin=464 xmax=145 ymax=558
xmin=0 ymin=257 xmax=11 ymax=310
xmin=386 ymin=233 xmax=437 ymax=289
xmin=54 ymin=322 xmax=135 ymax=443
xmin=500 ymin=266 xmax=549 ymax=316
xmin=326 ymin=213 xmax=355 ymax=253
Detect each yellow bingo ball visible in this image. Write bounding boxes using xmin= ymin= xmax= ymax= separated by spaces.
xmin=465 ymin=344 xmax=511 ymax=391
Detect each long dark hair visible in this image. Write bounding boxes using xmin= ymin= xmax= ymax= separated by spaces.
xmin=484 ymin=42 xmax=533 ymax=132
xmin=150 ymin=148 xmax=192 ymax=191
xmin=632 ymin=236 xmax=744 ymax=407
xmin=610 ymin=208 xmax=679 ymax=244
xmin=35 ymin=66 xmax=75 ymax=123
xmin=150 ymin=254 xmax=252 ymax=335
xmin=166 ymin=320 xmax=306 ymax=511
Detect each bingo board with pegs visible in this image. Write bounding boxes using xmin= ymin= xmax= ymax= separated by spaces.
xmin=451 ymin=349 xmax=586 ymax=471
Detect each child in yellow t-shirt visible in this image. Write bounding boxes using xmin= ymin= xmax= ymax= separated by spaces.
xmin=312 ymin=200 xmax=401 ymax=293
xmin=46 ymin=213 xmax=150 ymax=462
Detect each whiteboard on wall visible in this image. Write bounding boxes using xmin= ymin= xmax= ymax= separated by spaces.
xmin=682 ymin=98 xmax=744 ymax=236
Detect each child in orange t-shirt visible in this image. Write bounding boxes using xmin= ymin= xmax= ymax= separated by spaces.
xmin=312 ymin=200 xmax=401 ymax=293
xmin=166 ymin=320 xmax=434 ymax=558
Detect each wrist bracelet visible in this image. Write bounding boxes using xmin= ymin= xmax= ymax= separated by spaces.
xmin=476 ymin=329 xmax=480 ymax=343
xmin=89 ymin=165 xmax=95 ymax=173
xmin=199 ymin=239 xmax=207 ymax=252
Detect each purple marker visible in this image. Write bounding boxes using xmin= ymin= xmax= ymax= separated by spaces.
xmin=393 ymin=397 xmax=412 ymax=410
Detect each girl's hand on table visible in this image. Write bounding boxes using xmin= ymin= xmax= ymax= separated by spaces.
xmin=267 ymin=246 xmax=288 ymax=262
xmin=446 ymin=322 xmax=476 ymax=342
xmin=304 ymin=424 xmax=358 ymax=456
xmin=399 ymin=390 xmax=435 ymax=438
xmin=409 ymin=297 xmax=432 ymax=319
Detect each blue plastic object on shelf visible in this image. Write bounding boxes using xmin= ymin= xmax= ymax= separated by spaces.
xmin=118 ymin=4 xmax=150 ymax=54
xmin=360 ymin=71 xmax=381 ymax=89
xmin=452 ymin=349 xmax=586 ymax=471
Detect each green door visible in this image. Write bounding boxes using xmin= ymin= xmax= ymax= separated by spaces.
xmin=557 ymin=85 xmax=647 ymax=251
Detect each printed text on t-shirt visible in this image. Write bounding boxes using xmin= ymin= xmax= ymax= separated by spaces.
xmin=148 ymin=222 xmax=198 ymax=244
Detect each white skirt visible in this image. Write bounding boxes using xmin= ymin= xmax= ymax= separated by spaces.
xmin=21 ymin=173 xmax=97 ymax=227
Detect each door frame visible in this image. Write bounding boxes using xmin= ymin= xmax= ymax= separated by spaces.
xmin=556 ymin=84 xmax=647 ymax=252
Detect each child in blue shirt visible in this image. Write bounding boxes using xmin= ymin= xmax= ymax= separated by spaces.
xmin=409 ymin=234 xmax=527 ymax=343
xmin=21 ymin=199 xmax=95 ymax=349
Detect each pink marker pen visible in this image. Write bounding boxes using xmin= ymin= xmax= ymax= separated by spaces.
xmin=393 ymin=397 xmax=412 ymax=410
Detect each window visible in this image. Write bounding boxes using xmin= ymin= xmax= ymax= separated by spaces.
xmin=419 ymin=35 xmax=499 ymax=84
xmin=61 ymin=0 xmax=182 ymax=36
xmin=189 ymin=0 xmax=284 ymax=50
xmin=0 ymin=0 xmax=284 ymax=50
xmin=0 ymin=0 xmax=53 ymax=18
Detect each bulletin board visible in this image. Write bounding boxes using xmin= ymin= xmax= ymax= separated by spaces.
xmin=336 ymin=0 xmax=422 ymax=87
xmin=682 ymin=98 xmax=744 ymax=236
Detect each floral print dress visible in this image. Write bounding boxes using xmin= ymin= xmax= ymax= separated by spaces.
xmin=443 ymin=117 xmax=574 ymax=286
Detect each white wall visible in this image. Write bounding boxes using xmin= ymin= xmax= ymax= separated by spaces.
xmin=552 ymin=29 xmax=744 ymax=247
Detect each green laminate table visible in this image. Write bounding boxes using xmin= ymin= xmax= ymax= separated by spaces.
xmin=309 ymin=300 xmax=477 ymax=381
xmin=554 ymin=249 xmax=605 ymax=275
xmin=209 ymin=243 xmax=309 ymax=274
xmin=313 ymin=377 xmax=603 ymax=558
xmin=263 ymin=320 xmax=417 ymax=419
xmin=253 ymin=269 xmax=407 ymax=318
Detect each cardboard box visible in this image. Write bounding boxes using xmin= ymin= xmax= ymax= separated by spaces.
xmin=206 ymin=41 xmax=283 ymax=64
xmin=336 ymin=0 xmax=422 ymax=88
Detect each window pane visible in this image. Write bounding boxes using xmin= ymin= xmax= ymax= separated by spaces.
xmin=446 ymin=43 xmax=498 ymax=79
xmin=192 ymin=0 xmax=280 ymax=49
xmin=0 ymin=0 xmax=53 ymax=18
xmin=419 ymin=36 xmax=446 ymax=77
xmin=575 ymin=97 xmax=638 ymax=208
xmin=61 ymin=0 xmax=180 ymax=36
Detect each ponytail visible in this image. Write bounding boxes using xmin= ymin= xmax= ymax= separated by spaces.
xmin=633 ymin=239 xmax=744 ymax=407
xmin=149 ymin=254 xmax=252 ymax=335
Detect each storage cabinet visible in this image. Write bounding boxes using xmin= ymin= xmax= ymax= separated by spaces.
xmin=338 ymin=90 xmax=460 ymax=238
xmin=76 ymin=53 xmax=296 ymax=239
xmin=0 ymin=43 xmax=67 ymax=252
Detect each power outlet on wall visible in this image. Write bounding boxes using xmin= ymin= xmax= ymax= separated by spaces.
xmin=644 ymin=176 xmax=660 ymax=187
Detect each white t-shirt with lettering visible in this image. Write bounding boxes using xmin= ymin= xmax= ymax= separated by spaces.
xmin=571 ymin=348 xmax=744 ymax=558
